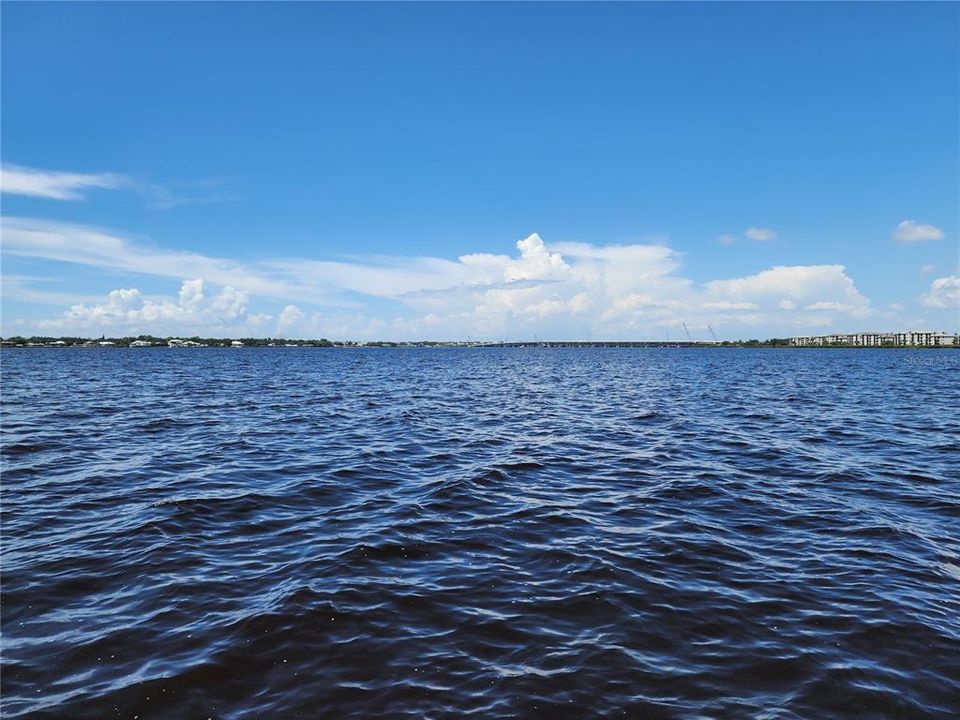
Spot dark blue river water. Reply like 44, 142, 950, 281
2, 348, 958, 718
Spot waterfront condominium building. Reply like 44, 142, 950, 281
790, 331, 958, 347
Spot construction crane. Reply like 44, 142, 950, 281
682, 322, 693, 343
707, 325, 718, 344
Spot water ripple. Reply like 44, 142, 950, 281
2, 347, 958, 718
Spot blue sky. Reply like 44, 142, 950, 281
2, 1, 957, 340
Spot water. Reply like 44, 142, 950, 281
2, 348, 958, 719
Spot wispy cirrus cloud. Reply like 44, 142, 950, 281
0, 163, 128, 201
0, 162, 229, 208
744, 226, 777, 242
717, 227, 777, 245
0, 216, 332, 304
0, 275, 105, 306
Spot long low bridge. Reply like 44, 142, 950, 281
475, 341, 715, 348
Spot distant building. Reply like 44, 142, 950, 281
231, 340, 245, 347
167, 338, 202, 347
894, 330, 957, 347
791, 331, 957, 347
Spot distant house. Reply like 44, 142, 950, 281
231, 340, 245, 347
168, 338, 204, 347
130, 340, 152, 347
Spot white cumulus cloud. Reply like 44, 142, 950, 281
277, 304, 306, 333
893, 220, 944, 243
705, 265, 869, 310
42, 279, 250, 333
921, 275, 959, 309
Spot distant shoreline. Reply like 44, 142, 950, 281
3, 339, 958, 350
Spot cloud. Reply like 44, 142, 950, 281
702, 301, 759, 311
704, 265, 869, 310
1, 216, 337, 304
5, 220, 882, 339
1, 275, 104, 306
744, 227, 777, 242
803, 301, 860, 312
920, 264, 936, 276
1, 163, 127, 200
716, 227, 777, 245
248, 313, 273, 327
921, 275, 959, 309
893, 220, 944, 243
0, 163, 226, 208
209, 285, 249, 321
39, 279, 250, 333
178, 278, 205, 313
277, 304, 305, 333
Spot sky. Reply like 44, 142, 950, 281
1, 1, 957, 341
